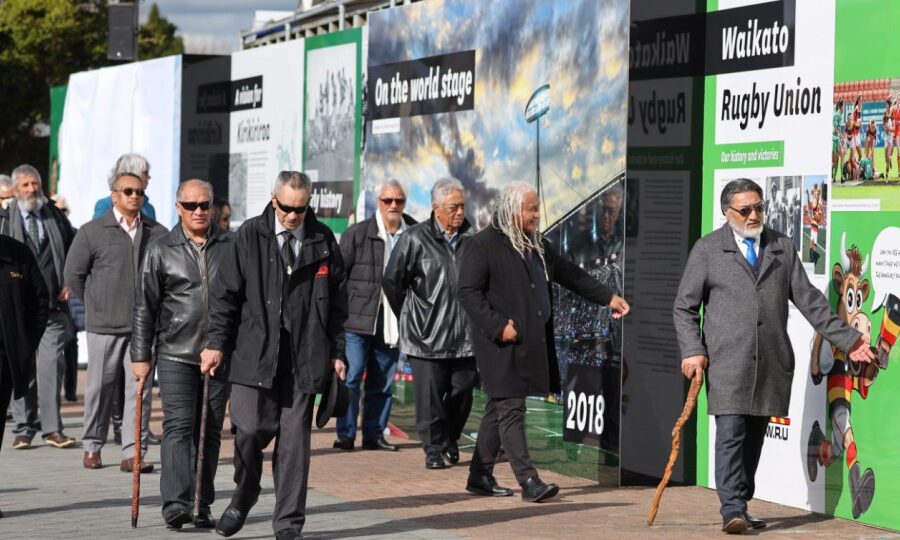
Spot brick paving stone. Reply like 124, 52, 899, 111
0, 372, 895, 539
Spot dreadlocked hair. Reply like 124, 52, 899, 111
491, 182, 548, 279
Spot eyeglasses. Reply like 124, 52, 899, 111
116, 188, 145, 197
441, 203, 465, 213
179, 200, 212, 212
729, 203, 764, 218
380, 197, 406, 206
275, 197, 309, 215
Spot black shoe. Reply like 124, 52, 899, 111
362, 437, 398, 451
148, 430, 162, 445
164, 507, 193, 530
193, 510, 216, 529
275, 528, 302, 540
722, 514, 748, 534
443, 441, 460, 465
520, 476, 559, 502
466, 474, 513, 497
744, 513, 766, 530
215, 505, 246, 537
426, 451, 447, 469
333, 437, 355, 451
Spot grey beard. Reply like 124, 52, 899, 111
17, 194, 47, 213
728, 219, 762, 239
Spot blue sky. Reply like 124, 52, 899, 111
143, 1, 297, 52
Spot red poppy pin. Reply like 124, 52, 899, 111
315, 264, 329, 278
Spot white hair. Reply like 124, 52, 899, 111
377, 178, 405, 197
108, 153, 150, 190
431, 177, 464, 204
272, 170, 311, 194
491, 182, 547, 277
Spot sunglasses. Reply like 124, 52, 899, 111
179, 200, 212, 212
380, 197, 406, 206
729, 202, 764, 218
116, 188, 145, 197
275, 197, 309, 215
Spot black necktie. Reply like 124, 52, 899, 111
280, 231, 295, 272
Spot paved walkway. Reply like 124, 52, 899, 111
1, 378, 896, 539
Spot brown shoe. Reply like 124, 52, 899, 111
83, 451, 102, 469
45, 432, 76, 449
120, 459, 154, 473
11, 435, 32, 450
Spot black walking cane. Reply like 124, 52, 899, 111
193, 373, 211, 517
131, 376, 145, 528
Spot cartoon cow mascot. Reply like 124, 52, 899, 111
807, 233, 900, 518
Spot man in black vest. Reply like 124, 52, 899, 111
203, 171, 348, 539
0, 164, 76, 450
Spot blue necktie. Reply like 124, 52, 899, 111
743, 237, 757, 266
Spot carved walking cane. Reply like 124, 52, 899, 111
194, 374, 211, 517
647, 373, 703, 526
131, 376, 145, 528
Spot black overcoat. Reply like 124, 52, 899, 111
0, 235, 49, 399
207, 205, 348, 392
457, 226, 614, 398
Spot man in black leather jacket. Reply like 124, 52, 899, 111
131, 179, 233, 530
382, 177, 477, 470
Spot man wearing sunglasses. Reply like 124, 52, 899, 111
203, 171, 347, 540
131, 179, 233, 529
65, 171, 167, 473
673, 178, 876, 534
333, 179, 417, 452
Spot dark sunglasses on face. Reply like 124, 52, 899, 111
380, 197, 406, 206
116, 188, 145, 197
275, 198, 309, 215
179, 200, 212, 211
729, 202, 764, 218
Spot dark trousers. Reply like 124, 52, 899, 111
408, 356, 477, 454
0, 353, 13, 457
470, 397, 536, 484
714, 414, 769, 518
156, 359, 229, 518
229, 331, 315, 533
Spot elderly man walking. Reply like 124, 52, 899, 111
0, 164, 77, 450
203, 171, 348, 539
131, 179, 233, 529
673, 178, 875, 534
0, 235, 49, 518
457, 182, 630, 502
382, 177, 477, 470
65, 171, 167, 472
333, 179, 416, 452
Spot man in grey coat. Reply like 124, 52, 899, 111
64, 171, 167, 472
673, 178, 875, 534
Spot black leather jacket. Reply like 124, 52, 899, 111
382, 214, 474, 359
131, 224, 233, 365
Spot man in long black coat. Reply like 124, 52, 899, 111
0, 235, 49, 518
202, 171, 347, 539
457, 182, 630, 502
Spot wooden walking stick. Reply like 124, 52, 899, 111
647, 373, 703, 526
193, 373, 211, 517
131, 376, 145, 528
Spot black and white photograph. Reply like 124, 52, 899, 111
765, 175, 803, 253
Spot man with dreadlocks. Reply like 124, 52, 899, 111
457, 182, 630, 502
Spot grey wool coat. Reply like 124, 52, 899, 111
673, 224, 860, 417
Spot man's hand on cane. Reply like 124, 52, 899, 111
200, 349, 224, 376
681, 355, 708, 379
131, 361, 151, 381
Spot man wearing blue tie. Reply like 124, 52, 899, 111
673, 178, 875, 534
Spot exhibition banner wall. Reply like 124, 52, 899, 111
49, 85, 67, 195
303, 28, 363, 234
228, 40, 305, 224
59, 56, 182, 228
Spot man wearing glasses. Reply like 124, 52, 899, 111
333, 179, 416, 452
673, 178, 875, 534
65, 171, 167, 472
131, 179, 233, 529
382, 177, 478, 470
203, 171, 347, 539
